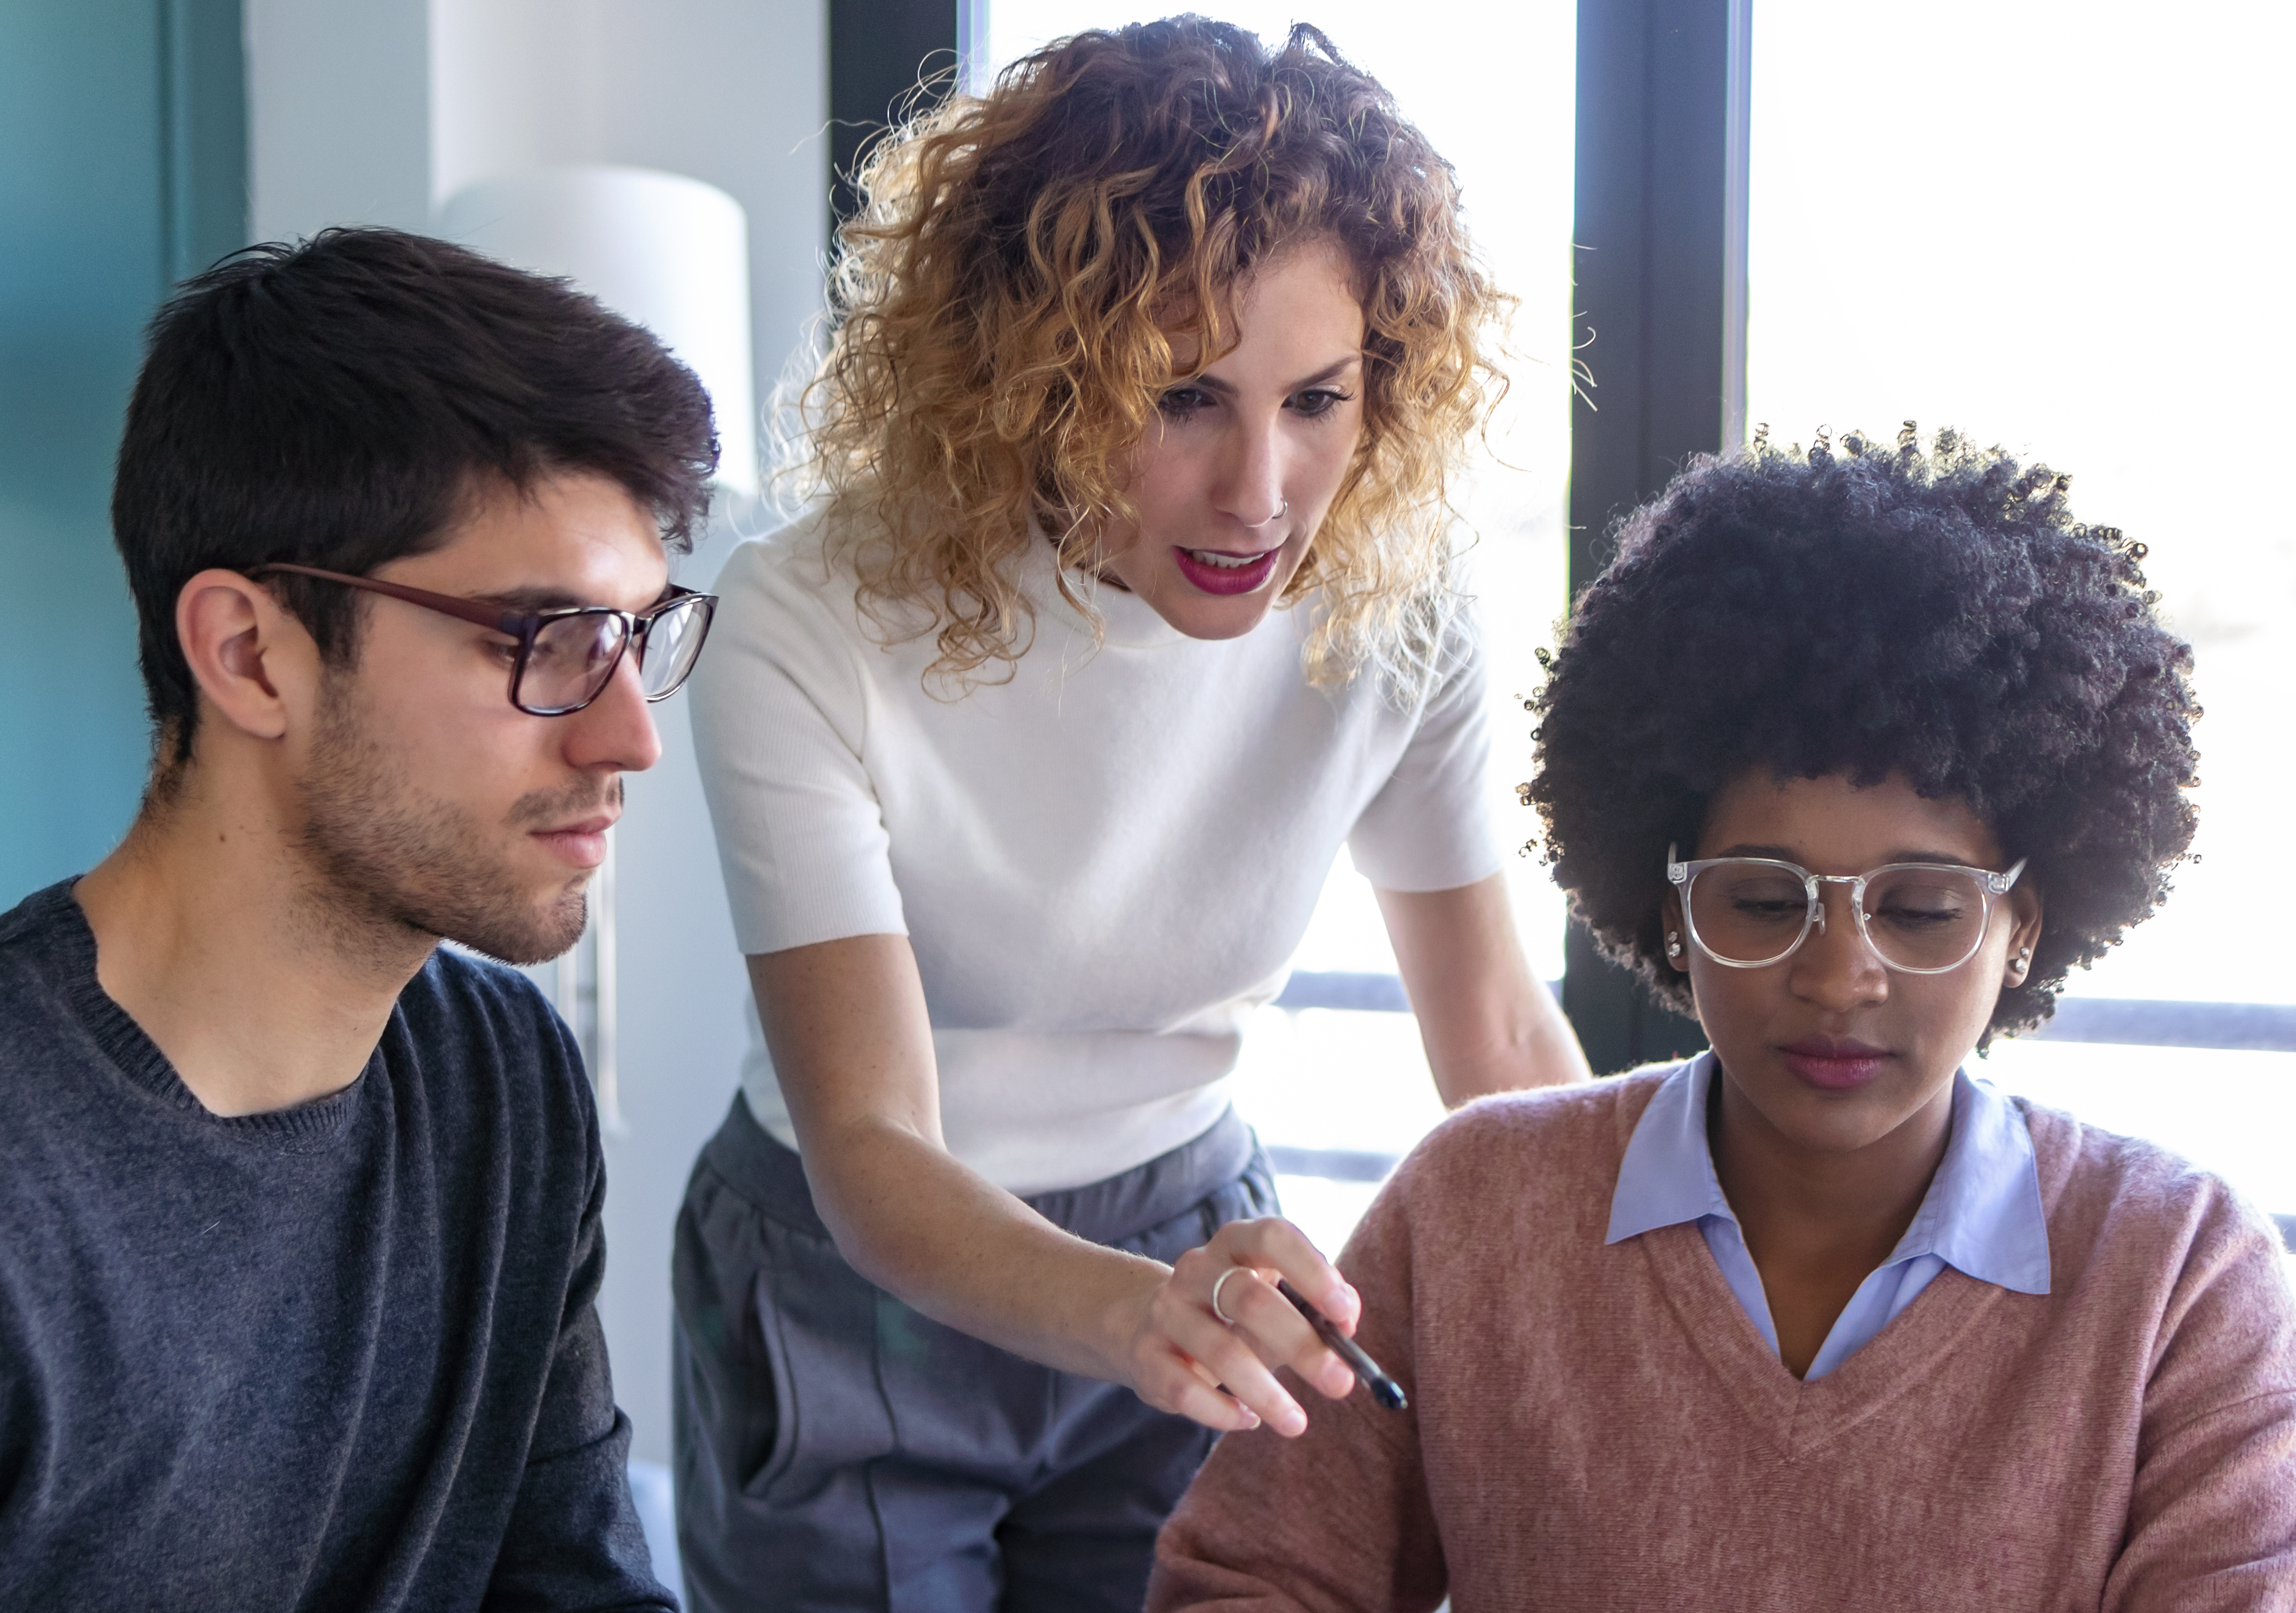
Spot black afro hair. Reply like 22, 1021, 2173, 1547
1525, 424, 2200, 1039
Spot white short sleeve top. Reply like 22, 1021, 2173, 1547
689, 512, 1502, 1193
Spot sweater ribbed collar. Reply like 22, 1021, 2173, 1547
40, 878, 369, 1151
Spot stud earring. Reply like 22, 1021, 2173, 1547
1666, 931, 1683, 959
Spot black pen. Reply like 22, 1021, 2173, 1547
1277, 1278, 1407, 1412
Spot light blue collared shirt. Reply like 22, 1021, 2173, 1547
1605, 1054, 2051, 1379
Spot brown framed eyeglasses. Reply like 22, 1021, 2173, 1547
247, 562, 717, 717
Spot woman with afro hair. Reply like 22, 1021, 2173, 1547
1152, 428, 2296, 1610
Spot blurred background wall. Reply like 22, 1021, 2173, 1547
0, 0, 245, 918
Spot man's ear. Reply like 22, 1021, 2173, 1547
174, 570, 322, 744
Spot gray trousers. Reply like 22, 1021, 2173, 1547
671, 1095, 1275, 1612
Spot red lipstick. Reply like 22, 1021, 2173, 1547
1778, 1036, 1890, 1091
1172, 545, 1282, 596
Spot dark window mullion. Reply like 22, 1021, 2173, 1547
1563, 0, 1749, 1074
827, 0, 962, 246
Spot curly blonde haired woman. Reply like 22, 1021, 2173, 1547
673, 18, 1588, 1609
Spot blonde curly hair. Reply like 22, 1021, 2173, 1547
796, 15, 1511, 690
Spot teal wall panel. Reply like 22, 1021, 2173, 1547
0, 0, 244, 904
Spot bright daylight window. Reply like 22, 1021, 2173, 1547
980, 2, 1580, 1256
1747, 0, 2296, 1235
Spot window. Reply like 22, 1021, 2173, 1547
980, 1, 1580, 1255
1746, 0, 2296, 1232
977, 3, 2296, 1258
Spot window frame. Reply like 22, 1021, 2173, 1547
1559, 0, 1750, 1073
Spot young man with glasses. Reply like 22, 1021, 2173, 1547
0, 228, 716, 1608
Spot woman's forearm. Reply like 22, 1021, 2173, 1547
749, 935, 1361, 1433
799, 1104, 1167, 1380
1378, 875, 1593, 1104
1422, 987, 1589, 1104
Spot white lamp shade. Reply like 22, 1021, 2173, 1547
439, 165, 758, 495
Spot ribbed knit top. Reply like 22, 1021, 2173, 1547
689, 514, 1500, 1193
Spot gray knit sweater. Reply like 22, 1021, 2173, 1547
0, 881, 674, 1611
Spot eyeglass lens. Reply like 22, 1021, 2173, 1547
516, 597, 712, 714
635, 596, 711, 699
1686, 862, 1994, 971
519, 612, 630, 714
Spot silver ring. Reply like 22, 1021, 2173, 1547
1210, 1266, 1250, 1327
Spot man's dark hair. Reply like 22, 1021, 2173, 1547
1525, 425, 2200, 1038
112, 226, 719, 770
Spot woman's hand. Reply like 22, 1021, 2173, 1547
1118, 1216, 1363, 1436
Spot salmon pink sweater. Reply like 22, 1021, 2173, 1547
1151, 1072, 2296, 1611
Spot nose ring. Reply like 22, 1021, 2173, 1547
1261, 499, 1289, 524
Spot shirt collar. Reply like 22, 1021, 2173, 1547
1606, 1053, 2050, 1296
1899, 1068, 2052, 1294
1606, 1055, 1735, 1243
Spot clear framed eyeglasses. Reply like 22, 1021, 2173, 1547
1665, 844, 2027, 974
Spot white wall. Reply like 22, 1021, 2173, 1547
247, 0, 434, 237
247, 0, 827, 1467
426, 0, 830, 433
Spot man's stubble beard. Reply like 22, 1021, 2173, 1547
294, 680, 610, 969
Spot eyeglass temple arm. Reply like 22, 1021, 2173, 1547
247, 562, 526, 636
256, 563, 704, 632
